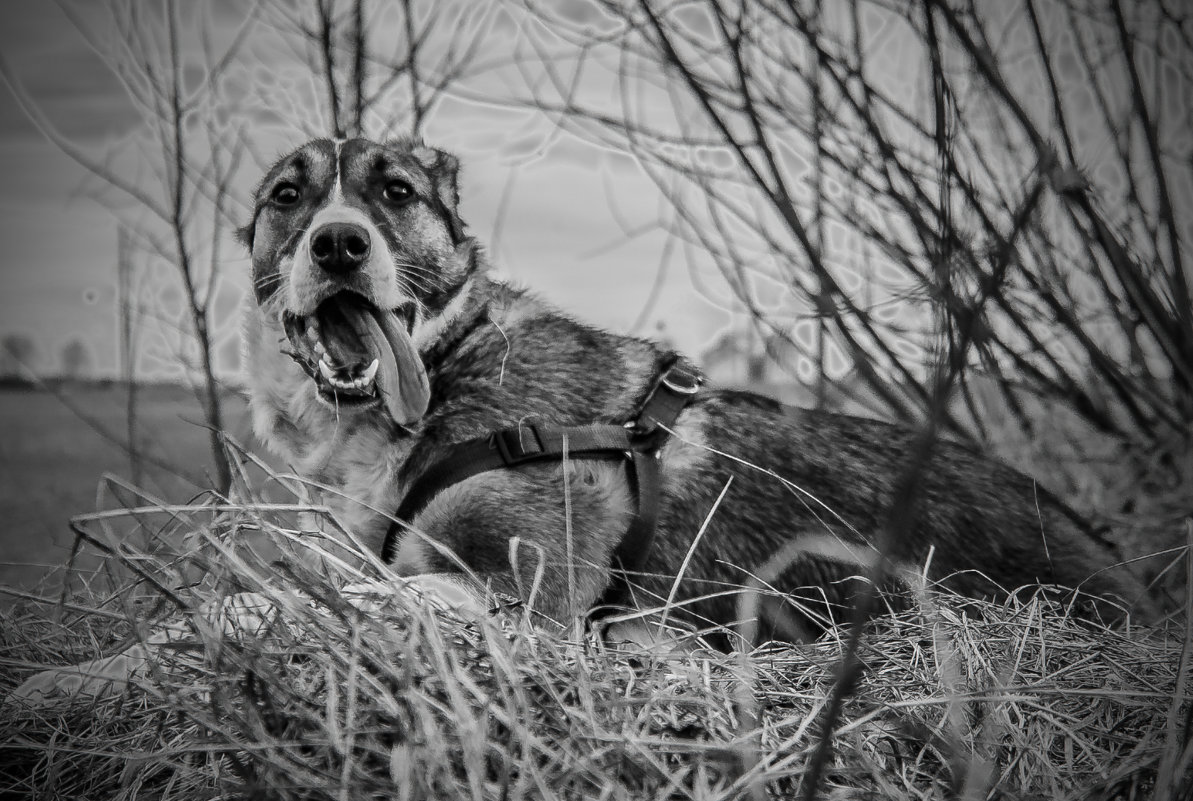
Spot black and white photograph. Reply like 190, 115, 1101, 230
0, 1, 1189, 798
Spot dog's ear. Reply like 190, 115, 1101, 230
236, 220, 255, 250
412, 145, 466, 244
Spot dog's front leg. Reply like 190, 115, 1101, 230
4, 592, 289, 707
393, 459, 633, 624
339, 574, 491, 620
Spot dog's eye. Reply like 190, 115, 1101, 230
271, 184, 301, 206
383, 180, 414, 204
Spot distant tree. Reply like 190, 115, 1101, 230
0, 333, 40, 380
116, 224, 145, 485
60, 339, 93, 379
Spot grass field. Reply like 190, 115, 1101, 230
0, 380, 1188, 799
0, 501, 1185, 800
0, 381, 255, 590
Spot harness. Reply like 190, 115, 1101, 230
380, 359, 703, 603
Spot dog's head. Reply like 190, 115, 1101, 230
241, 137, 473, 425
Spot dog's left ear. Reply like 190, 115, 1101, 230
412, 145, 466, 244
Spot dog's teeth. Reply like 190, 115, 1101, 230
314, 340, 326, 355
320, 350, 333, 364
318, 361, 371, 391
361, 359, 379, 384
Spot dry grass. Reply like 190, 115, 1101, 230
1, 482, 1189, 801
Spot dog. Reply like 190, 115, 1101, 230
237, 136, 1156, 643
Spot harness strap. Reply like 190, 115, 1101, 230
387, 423, 635, 549
603, 360, 702, 594
380, 359, 702, 602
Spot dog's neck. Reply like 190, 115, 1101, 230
413, 273, 500, 364
425, 278, 542, 370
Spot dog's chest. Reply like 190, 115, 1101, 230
319, 430, 404, 544
250, 384, 407, 553
294, 421, 408, 553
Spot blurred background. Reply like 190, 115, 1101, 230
0, 0, 1189, 592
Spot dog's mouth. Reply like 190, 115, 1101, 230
282, 292, 430, 425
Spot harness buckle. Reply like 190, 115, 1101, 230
491, 425, 544, 466
626, 361, 704, 446
661, 365, 702, 396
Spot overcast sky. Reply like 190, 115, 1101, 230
0, 1, 736, 379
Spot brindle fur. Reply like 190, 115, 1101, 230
242, 137, 1153, 641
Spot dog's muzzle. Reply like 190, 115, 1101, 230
310, 222, 371, 275
282, 292, 430, 425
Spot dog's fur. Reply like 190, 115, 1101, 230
241, 137, 1154, 641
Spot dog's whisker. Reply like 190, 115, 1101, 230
395, 263, 440, 280
396, 262, 439, 275
401, 280, 434, 295
398, 278, 433, 300
399, 269, 437, 282
397, 273, 437, 292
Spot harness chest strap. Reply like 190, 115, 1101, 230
380, 360, 703, 597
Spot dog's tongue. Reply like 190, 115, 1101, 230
363, 307, 430, 425
318, 298, 373, 366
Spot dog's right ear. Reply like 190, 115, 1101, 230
412, 145, 466, 244
236, 220, 255, 250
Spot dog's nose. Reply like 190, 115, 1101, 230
310, 222, 371, 274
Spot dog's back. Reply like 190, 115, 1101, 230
647, 392, 1151, 635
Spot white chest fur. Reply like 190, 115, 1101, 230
243, 302, 409, 555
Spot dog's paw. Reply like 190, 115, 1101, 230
396, 573, 489, 619
5, 644, 153, 708
197, 590, 290, 639
602, 619, 698, 658
4, 592, 290, 710
340, 576, 500, 622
